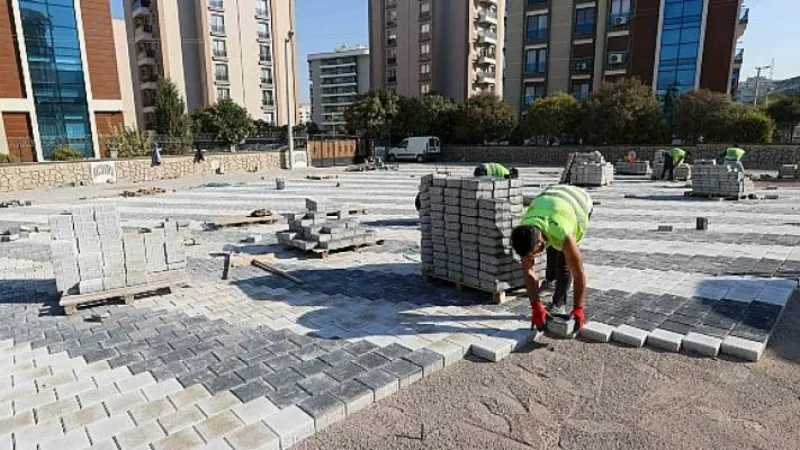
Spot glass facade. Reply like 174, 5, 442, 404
655, 0, 704, 99
19, 0, 93, 158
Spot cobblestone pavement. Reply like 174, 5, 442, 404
0, 164, 798, 449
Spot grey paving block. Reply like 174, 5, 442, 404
646, 328, 684, 352
264, 384, 311, 409
324, 361, 368, 382
291, 344, 328, 362
382, 359, 423, 388
296, 373, 339, 395
682, 332, 722, 357
264, 368, 304, 390
471, 337, 513, 362
318, 348, 355, 366
297, 392, 346, 431
232, 379, 272, 403
294, 358, 331, 377
402, 348, 444, 377
203, 373, 245, 394
353, 352, 391, 371
235, 363, 273, 382
344, 340, 378, 356
265, 353, 303, 372
355, 369, 399, 402
611, 325, 649, 347
375, 343, 412, 361
327, 379, 374, 416
720, 336, 766, 362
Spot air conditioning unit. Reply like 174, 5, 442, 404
575, 61, 588, 71
608, 52, 626, 65
614, 16, 629, 26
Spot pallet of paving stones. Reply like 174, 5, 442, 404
567, 152, 614, 187
614, 160, 651, 176
60, 269, 187, 315
277, 198, 381, 259
421, 270, 538, 304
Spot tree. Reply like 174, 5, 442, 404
765, 94, 800, 139
452, 92, 516, 144
153, 78, 192, 154
522, 92, 580, 144
579, 78, 667, 145
213, 100, 255, 146
343, 90, 401, 140
109, 126, 154, 158
729, 104, 775, 143
190, 105, 218, 138
305, 122, 321, 135
672, 89, 734, 143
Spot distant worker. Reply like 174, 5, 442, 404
660, 147, 686, 181
723, 144, 746, 172
624, 151, 637, 163
511, 185, 592, 332
474, 163, 519, 179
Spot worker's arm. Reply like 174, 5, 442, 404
562, 235, 586, 309
521, 255, 541, 304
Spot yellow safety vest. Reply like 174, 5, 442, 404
521, 185, 592, 251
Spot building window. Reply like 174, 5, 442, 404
523, 84, 546, 107
526, 14, 548, 41
19, 0, 93, 157
215, 63, 228, 82
387, 31, 397, 46
420, 83, 430, 94
420, 2, 430, 13
209, 0, 223, 10
655, 0, 703, 99
420, 43, 430, 55
609, 0, 631, 24
262, 90, 274, 106
256, 0, 268, 17
257, 22, 269, 39
524, 48, 547, 73
211, 14, 225, 34
387, 9, 397, 25
216, 87, 230, 101
571, 82, 591, 101
420, 63, 430, 74
421, 23, 430, 34
213, 39, 226, 58
259, 45, 271, 63
261, 67, 272, 84
387, 48, 397, 65
264, 112, 274, 124
574, 7, 595, 37
387, 68, 397, 83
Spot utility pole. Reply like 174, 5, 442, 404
753, 64, 771, 107
285, 30, 295, 169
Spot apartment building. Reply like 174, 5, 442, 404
307, 46, 370, 133
0, 0, 132, 161
504, 0, 748, 116
124, 0, 299, 130
368, 0, 505, 102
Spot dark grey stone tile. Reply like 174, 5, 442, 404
401, 349, 443, 377
295, 359, 331, 377
204, 373, 244, 394
344, 340, 378, 356
353, 352, 391, 371
264, 353, 302, 372
264, 368, 304, 390
291, 344, 329, 362
382, 359, 422, 382
356, 369, 398, 394
235, 363, 273, 382
297, 373, 339, 395
327, 379, 373, 405
324, 361, 367, 383
264, 384, 310, 409
375, 343, 412, 361
178, 369, 216, 388
83, 348, 119, 363
288, 334, 314, 347
183, 353, 221, 373
159, 348, 194, 365
658, 321, 695, 335
127, 358, 164, 375
107, 352, 144, 369
209, 358, 246, 376
265, 340, 300, 355
232, 379, 273, 403
297, 392, 345, 421
318, 349, 355, 366
151, 361, 190, 382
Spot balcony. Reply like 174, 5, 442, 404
574, 23, 594, 38
524, 62, 547, 75
210, 25, 226, 36
320, 70, 356, 78
739, 7, 749, 24
261, 99, 275, 108
419, 51, 431, 61
215, 75, 230, 85
420, 31, 431, 42
208, 0, 223, 11
420, 9, 431, 20
526, 28, 548, 43
140, 75, 158, 90
476, 71, 496, 84
387, 56, 397, 65
255, 7, 268, 18
477, 31, 497, 45
142, 96, 156, 112
320, 60, 356, 69
477, 52, 496, 65
478, 0, 497, 5
387, 37, 397, 47
734, 48, 744, 64
321, 78, 357, 87
260, 78, 273, 87
478, 9, 498, 25
212, 50, 227, 60
257, 31, 271, 42
134, 25, 153, 42
420, 72, 431, 82
387, 0, 397, 7
131, 0, 150, 19
608, 12, 632, 27
572, 57, 592, 73
137, 49, 156, 66
387, 17, 397, 27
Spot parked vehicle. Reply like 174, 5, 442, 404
380, 136, 440, 163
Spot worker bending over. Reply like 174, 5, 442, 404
660, 147, 686, 181
511, 185, 592, 331
474, 163, 519, 179
723, 144, 745, 172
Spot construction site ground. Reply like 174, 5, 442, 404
0, 163, 798, 450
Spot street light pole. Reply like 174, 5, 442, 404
753, 64, 771, 107
285, 30, 295, 169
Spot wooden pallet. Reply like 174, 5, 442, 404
421, 273, 524, 304
210, 215, 281, 229
60, 270, 187, 315
285, 239, 385, 259
684, 190, 755, 201
325, 208, 369, 217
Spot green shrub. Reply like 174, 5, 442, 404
110, 126, 154, 158
731, 107, 775, 144
0, 154, 15, 164
49, 146, 84, 161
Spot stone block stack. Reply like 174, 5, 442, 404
692, 163, 754, 198
49, 205, 186, 295
419, 175, 545, 296
779, 164, 798, 179
652, 150, 691, 181
614, 161, 651, 175
674, 163, 692, 181
277, 198, 378, 252
570, 152, 614, 186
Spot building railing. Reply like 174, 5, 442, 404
734, 48, 744, 63
260, 77, 273, 85
211, 25, 225, 35
255, 7, 268, 17
739, 7, 749, 24
209, 0, 223, 10
524, 62, 547, 74
526, 28, 548, 42
213, 50, 227, 58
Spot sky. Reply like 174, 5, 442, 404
110, 0, 797, 102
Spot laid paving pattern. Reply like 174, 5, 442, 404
0, 165, 798, 448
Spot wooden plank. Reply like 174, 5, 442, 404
251, 260, 305, 284
210, 215, 280, 228
60, 270, 187, 311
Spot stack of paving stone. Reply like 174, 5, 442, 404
692, 162, 755, 198
277, 198, 378, 252
419, 175, 545, 296
614, 160, 651, 175
652, 149, 691, 181
570, 152, 614, 186
778, 164, 798, 179
49, 205, 186, 295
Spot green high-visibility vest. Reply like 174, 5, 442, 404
520, 185, 592, 251
725, 147, 745, 161
668, 148, 686, 164
482, 163, 510, 178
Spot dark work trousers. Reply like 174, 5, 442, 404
660, 153, 675, 180
546, 246, 571, 307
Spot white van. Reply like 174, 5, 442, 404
384, 136, 440, 163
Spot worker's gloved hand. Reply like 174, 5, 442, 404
531, 301, 548, 331
570, 307, 586, 329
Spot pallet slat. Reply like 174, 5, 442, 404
60, 270, 187, 315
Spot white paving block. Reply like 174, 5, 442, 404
646, 329, 684, 352
424, 340, 466, 367
611, 325, 649, 347
470, 337, 513, 362
720, 336, 766, 362
682, 332, 722, 357
578, 321, 615, 342
231, 396, 279, 425
263, 405, 315, 450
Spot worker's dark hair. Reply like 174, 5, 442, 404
508, 168, 519, 179
474, 165, 487, 177
511, 225, 542, 257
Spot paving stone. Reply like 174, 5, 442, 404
12, 417, 62, 449
343, 340, 378, 356
264, 384, 311, 409
297, 373, 340, 395
720, 335, 766, 362
225, 421, 280, 450
34, 396, 81, 423
114, 420, 167, 449
327, 379, 374, 416
382, 359, 423, 389
297, 392, 346, 432
317, 349, 355, 367
158, 405, 206, 435
87, 412, 136, 443
104, 391, 149, 416
682, 332, 722, 357
611, 325, 649, 347
356, 369, 399, 402
264, 368, 304, 390
264, 354, 302, 372
129, 397, 176, 424
232, 379, 272, 403
142, 378, 183, 401
424, 340, 466, 366
196, 391, 242, 417
402, 348, 445, 377
204, 373, 245, 394
39, 427, 90, 450
195, 410, 244, 442
263, 405, 315, 449
375, 343, 413, 361
353, 352, 391, 371
231, 396, 279, 424
324, 361, 367, 382
470, 337, 513, 362
151, 427, 205, 450
62, 403, 108, 431
646, 328, 684, 352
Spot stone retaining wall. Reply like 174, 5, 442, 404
0, 151, 286, 192
441, 144, 800, 170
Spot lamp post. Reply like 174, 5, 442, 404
285, 30, 295, 169
753, 64, 771, 107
